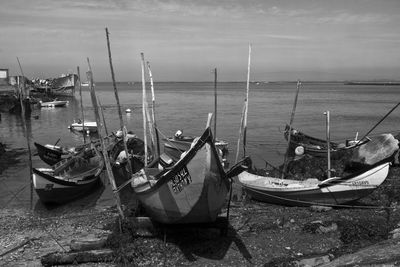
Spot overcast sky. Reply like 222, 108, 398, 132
1, 0, 400, 82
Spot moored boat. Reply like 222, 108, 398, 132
34, 142, 70, 166
131, 127, 248, 224
68, 120, 98, 133
33, 74, 78, 96
284, 124, 370, 157
164, 130, 229, 166
33, 147, 104, 204
39, 100, 69, 108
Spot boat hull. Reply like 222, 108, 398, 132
164, 136, 229, 166
69, 122, 98, 133
33, 169, 100, 204
239, 161, 390, 207
133, 128, 230, 224
39, 100, 68, 108
284, 125, 368, 158
34, 142, 66, 165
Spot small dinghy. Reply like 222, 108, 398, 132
131, 127, 248, 224
39, 100, 68, 108
68, 120, 98, 133
33, 147, 104, 204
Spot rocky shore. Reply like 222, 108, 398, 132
1, 144, 400, 266
1, 169, 400, 267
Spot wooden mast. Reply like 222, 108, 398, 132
86, 58, 124, 219
235, 44, 252, 163
214, 68, 217, 142
76, 66, 86, 143
16, 57, 34, 210
281, 80, 301, 179
324, 110, 331, 178
140, 53, 148, 167
105, 28, 133, 174
146, 61, 160, 158
97, 98, 108, 136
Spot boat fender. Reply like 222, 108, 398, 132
295, 146, 304, 156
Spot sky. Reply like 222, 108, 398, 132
1, 0, 400, 82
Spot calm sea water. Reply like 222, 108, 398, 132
1, 82, 400, 211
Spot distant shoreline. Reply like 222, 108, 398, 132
344, 81, 400, 86
90, 81, 400, 85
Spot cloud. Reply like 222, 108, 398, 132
316, 11, 390, 25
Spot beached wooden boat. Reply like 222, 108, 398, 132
39, 100, 69, 108
131, 127, 248, 224
33, 147, 104, 204
34, 142, 70, 166
34, 141, 93, 166
284, 124, 369, 157
164, 131, 229, 165
68, 120, 98, 133
239, 134, 398, 207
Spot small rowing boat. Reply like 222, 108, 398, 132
33, 147, 103, 204
68, 120, 98, 133
39, 100, 69, 108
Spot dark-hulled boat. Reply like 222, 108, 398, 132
284, 124, 369, 157
164, 131, 229, 166
33, 147, 104, 204
34, 142, 69, 166
131, 127, 247, 224
33, 74, 78, 96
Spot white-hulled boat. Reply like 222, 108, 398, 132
68, 120, 98, 133
39, 100, 69, 108
239, 134, 398, 207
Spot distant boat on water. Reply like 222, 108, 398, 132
39, 100, 69, 108
80, 81, 94, 87
68, 120, 98, 133
33, 73, 78, 96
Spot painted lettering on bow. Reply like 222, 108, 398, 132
170, 166, 192, 193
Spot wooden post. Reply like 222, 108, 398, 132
86, 58, 124, 219
144, 102, 155, 154
214, 68, 217, 142
324, 111, 331, 178
146, 61, 160, 158
235, 104, 246, 164
97, 98, 108, 136
281, 80, 301, 179
16, 57, 34, 210
105, 28, 133, 174
140, 53, 148, 167
77, 66, 86, 144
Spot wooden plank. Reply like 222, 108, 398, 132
41, 249, 114, 267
